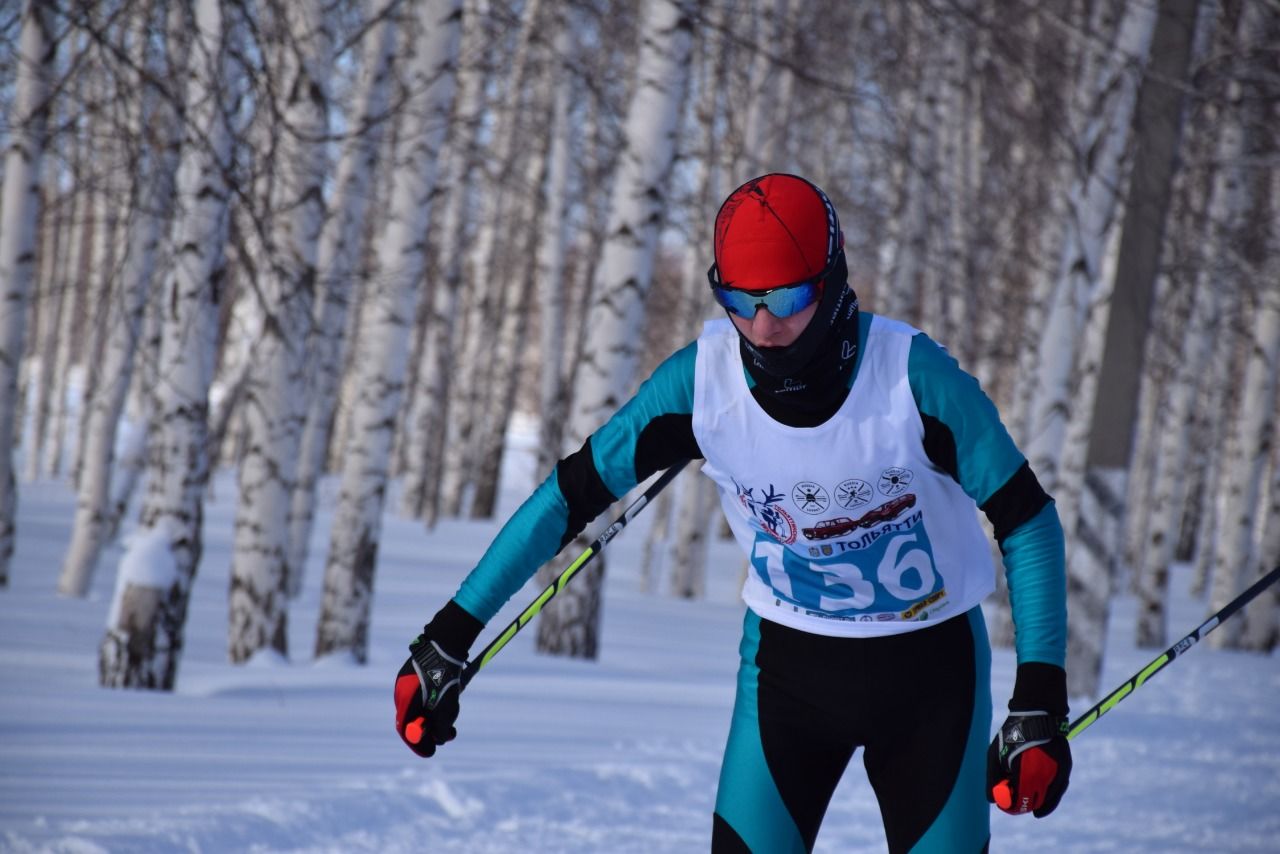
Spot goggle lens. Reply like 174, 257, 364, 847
710, 280, 822, 319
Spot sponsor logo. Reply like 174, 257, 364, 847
900, 588, 948, 620
835, 478, 873, 509
734, 479, 798, 544
791, 481, 830, 514
879, 467, 914, 496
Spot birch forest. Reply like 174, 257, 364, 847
1, 0, 1277, 696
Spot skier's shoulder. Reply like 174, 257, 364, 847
637, 339, 698, 409
894, 322, 976, 397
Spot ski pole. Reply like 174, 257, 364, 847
992, 564, 1280, 810
459, 458, 692, 689
1065, 563, 1280, 741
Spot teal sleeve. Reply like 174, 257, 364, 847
453, 342, 698, 623
907, 330, 1066, 667
454, 471, 570, 622
588, 341, 697, 498
1001, 504, 1067, 667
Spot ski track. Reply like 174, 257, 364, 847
2, 449, 1279, 852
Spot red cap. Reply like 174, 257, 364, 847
713, 174, 842, 290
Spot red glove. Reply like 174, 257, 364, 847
394, 601, 482, 758
986, 663, 1072, 817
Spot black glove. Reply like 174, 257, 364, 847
393, 601, 483, 758
987, 662, 1072, 817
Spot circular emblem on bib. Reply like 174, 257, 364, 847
791, 481, 830, 514
835, 478, 873, 509
878, 467, 914, 496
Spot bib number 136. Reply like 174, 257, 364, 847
753, 533, 937, 613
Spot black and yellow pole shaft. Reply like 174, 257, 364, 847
1066, 563, 1280, 741
460, 459, 692, 689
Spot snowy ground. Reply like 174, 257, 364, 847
2, 435, 1278, 853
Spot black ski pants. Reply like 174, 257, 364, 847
711, 607, 992, 853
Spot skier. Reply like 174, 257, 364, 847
394, 173, 1071, 852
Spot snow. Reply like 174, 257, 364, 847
104, 523, 180, 628
2, 436, 1278, 853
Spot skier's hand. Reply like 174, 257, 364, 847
986, 663, 1072, 817
393, 601, 483, 758
395, 640, 464, 756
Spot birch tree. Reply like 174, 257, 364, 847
1015, 2, 1158, 698
313, 0, 462, 663
59, 1, 184, 598
1241, 411, 1280, 651
1024, 2, 1157, 495
738, 0, 791, 176
1207, 6, 1280, 646
395, 0, 492, 526
288, 0, 399, 591
23, 156, 67, 485
227, 0, 333, 664
438, 0, 543, 517
0, 0, 55, 588
531, 12, 575, 484
535, 0, 696, 658
1213, 245, 1279, 649
658, 7, 730, 600
99, 0, 237, 689
879, 5, 941, 327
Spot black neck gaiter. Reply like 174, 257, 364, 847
737, 271, 861, 428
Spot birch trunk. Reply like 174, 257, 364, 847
533, 16, 574, 481
395, 0, 489, 526
1136, 133, 1239, 645
105, 264, 168, 545
43, 62, 93, 481
1055, 221, 1123, 551
438, 0, 543, 517
1239, 142, 1280, 652
1120, 273, 1174, 586
881, 54, 934, 325
469, 136, 547, 519
23, 183, 63, 483
0, 0, 55, 587
1133, 276, 1213, 647
58, 6, 181, 598
740, 0, 791, 175
535, 0, 694, 658
659, 11, 728, 600
669, 473, 719, 599
227, 0, 331, 663
1028, 5, 1159, 699
1207, 149, 1279, 649
1241, 413, 1280, 651
74, 69, 129, 491
1024, 3, 1157, 495
99, 0, 235, 690
288, 0, 398, 591
313, 0, 461, 663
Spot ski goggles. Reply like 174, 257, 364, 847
707, 264, 824, 319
